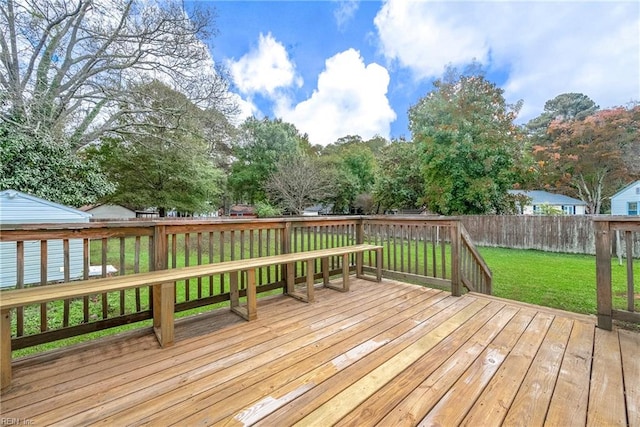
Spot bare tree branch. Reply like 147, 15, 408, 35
1, 0, 236, 149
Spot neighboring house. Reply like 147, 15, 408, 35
610, 180, 640, 215
80, 203, 136, 220
229, 205, 257, 217
0, 190, 91, 288
302, 204, 332, 216
508, 190, 587, 215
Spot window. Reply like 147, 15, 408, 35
629, 202, 638, 215
636, 186, 640, 195
562, 205, 576, 215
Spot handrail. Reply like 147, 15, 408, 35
460, 224, 492, 294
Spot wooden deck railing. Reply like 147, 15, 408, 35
594, 217, 640, 330
0, 216, 491, 351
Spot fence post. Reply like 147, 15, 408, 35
152, 223, 174, 346
451, 221, 461, 297
595, 220, 612, 330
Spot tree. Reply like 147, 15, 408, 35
532, 106, 640, 213
526, 93, 599, 136
409, 65, 526, 215
228, 117, 306, 204
319, 137, 379, 214
87, 82, 225, 216
0, 120, 114, 206
1, 0, 235, 150
373, 140, 424, 212
265, 155, 332, 215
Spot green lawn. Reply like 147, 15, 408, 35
478, 246, 639, 315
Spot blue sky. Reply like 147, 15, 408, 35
196, 0, 639, 146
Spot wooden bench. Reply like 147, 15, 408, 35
0, 244, 382, 389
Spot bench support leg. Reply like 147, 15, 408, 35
342, 253, 350, 291
246, 269, 257, 321
230, 270, 257, 321
1, 308, 11, 390
306, 259, 315, 303
376, 248, 382, 282
286, 262, 295, 295
356, 251, 363, 279
153, 283, 174, 347
322, 257, 329, 285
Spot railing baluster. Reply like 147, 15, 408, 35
626, 230, 634, 312
16, 241, 24, 337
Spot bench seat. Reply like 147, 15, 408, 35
0, 244, 382, 389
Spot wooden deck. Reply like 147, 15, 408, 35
1, 279, 638, 426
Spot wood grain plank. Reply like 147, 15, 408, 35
587, 327, 627, 426
460, 312, 555, 426
336, 303, 518, 427
544, 321, 594, 427
163, 290, 448, 427
503, 316, 574, 426
619, 329, 640, 427
252, 295, 480, 427
417, 311, 552, 427
290, 299, 490, 427
14, 284, 407, 424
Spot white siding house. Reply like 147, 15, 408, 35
81, 203, 136, 220
508, 190, 587, 215
611, 180, 640, 215
0, 190, 91, 288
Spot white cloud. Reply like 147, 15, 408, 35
277, 49, 396, 146
227, 32, 303, 96
334, 0, 360, 31
374, 0, 640, 122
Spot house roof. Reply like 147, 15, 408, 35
508, 190, 586, 206
610, 180, 640, 199
0, 189, 92, 219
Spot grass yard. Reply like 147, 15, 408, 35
478, 246, 640, 315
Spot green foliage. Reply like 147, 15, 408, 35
87, 82, 225, 215
320, 137, 380, 213
373, 140, 424, 211
254, 201, 282, 218
526, 93, 599, 136
409, 65, 526, 215
228, 117, 306, 203
536, 203, 564, 215
0, 121, 114, 206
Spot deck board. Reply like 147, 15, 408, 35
0, 278, 638, 427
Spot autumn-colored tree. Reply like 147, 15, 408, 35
533, 106, 640, 213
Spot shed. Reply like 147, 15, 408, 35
610, 180, 640, 215
81, 203, 136, 220
0, 190, 91, 288
508, 190, 587, 215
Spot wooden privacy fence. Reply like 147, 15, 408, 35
0, 216, 490, 352
594, 217, 640, 330
461, 215, 640, 256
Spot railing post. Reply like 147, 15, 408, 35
356, 219, 364, 244
595, 220, 612, 330
451, 221, 461, 297
282, 221, 292, 294
152, 224, 174, 346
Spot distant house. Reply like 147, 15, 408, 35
611, 180, 640, 215
229, 205, 257, 217
302, 204, 332, 216
508, 190, 587, 215
0, 190, 91, 288
80, 203, 136, 220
